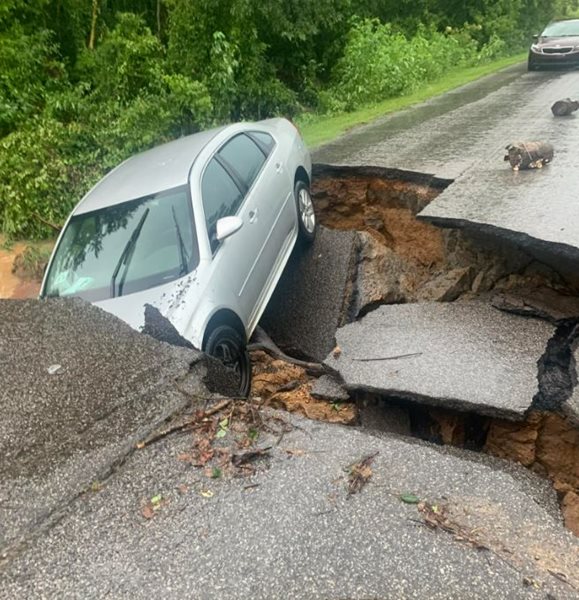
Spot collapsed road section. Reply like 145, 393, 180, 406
256, 164, 579, 536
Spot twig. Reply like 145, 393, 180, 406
352, 352, 422, 362
139, 399, 232, 447
33, 213, 62, 233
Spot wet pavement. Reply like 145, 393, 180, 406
315, 65, 579, 265
2, 411, 578, 599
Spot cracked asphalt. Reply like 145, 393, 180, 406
2, 63, 579, 598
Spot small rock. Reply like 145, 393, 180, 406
47, 364, 62, 375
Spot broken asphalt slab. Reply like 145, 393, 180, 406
0, 298, 237, 557
260, 226, 357, 362
2, 412, 578, 599
324, 302, 554, 419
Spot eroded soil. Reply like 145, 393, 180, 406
262, 168, 579, 537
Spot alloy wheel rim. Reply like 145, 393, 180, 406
298, 189, 316, 233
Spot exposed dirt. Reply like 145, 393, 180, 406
262, 169, 579, 537
250, 351, 357, 425
486, 412, 579, 535
0, 240, 49, 300
312, 172, 575, 315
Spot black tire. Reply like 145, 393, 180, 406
528, 56, 539, 71
205, 325, 251, 397
294, 179, 317, 244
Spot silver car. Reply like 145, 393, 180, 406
41, 118, 316, 394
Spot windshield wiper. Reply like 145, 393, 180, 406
172, 206, 189, 276
110, 208, 150, 298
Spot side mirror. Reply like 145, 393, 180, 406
532, 34, 539, 41
216, 216, 243, 242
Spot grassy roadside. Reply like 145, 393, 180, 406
298, 53, 526, 148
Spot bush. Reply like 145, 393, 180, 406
0, 26, 63, 136
328, 19, 480, 111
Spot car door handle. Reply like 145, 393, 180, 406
275, 162, 283, 173
248, 208, 259, 223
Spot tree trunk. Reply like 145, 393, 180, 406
88, 0, 99, 50
157, 0, 162, 37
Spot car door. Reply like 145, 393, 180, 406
200, 152, 264, 324
217, 132, 292, 305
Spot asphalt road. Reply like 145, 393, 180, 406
315, 65, 579, 267
3, 65, 579, 599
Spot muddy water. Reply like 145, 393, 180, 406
0, 243, 42, 300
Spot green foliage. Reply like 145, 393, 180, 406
328, 19, 479, 111
0, 26, 63, 136
0, 0, 577, 238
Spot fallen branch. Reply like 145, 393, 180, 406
248, 327, 327, 374
33, 212, 62, 233
138, 399, 232, 448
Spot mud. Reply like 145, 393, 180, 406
0, 240, 49, 300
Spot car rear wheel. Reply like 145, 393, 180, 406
205, 325, 251, 397
295, 180, 317, 244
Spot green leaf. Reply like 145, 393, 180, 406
211, 467, 222, 479
151, 494, 162, 505
219, 418, 229, 429
248, 428, 259, 441
215, 428, 227, 439
400, 493, 420, 504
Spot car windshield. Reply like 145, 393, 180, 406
542, 20, 579, 37
44, 186, 199, 302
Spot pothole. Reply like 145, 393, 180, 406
258, 165, 579, 538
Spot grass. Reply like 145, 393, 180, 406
298, 53, 527, 148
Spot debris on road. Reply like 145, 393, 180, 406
504, 141, 554, 170
251, 350, 357, 424
347, 451, 378, 495
551, 98, 579, 117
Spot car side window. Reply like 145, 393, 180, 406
248, 131, 275, 155
201, 158, 243, 252
218, 134, 266, 190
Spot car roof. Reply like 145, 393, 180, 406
75, 124, 229, 215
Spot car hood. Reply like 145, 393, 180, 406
536, 35, 579, 48
94, 271, 200, 345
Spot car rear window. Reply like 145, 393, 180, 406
218, 134, 266, 190
249, 131, 275, 155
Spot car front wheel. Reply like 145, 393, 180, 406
295, 180, 317, 244
205, 325, 251, 397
